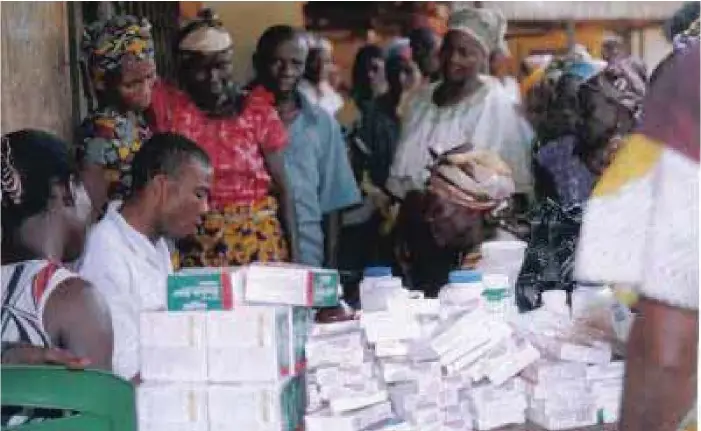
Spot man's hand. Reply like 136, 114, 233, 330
2, 344, 91, 369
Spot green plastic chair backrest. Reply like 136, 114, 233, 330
1, 365, 136, 431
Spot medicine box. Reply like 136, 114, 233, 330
167, 267, 244, 311
245, 264, 340, 307
208, 377, 303, 431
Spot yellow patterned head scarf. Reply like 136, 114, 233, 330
82, 15, 155, 88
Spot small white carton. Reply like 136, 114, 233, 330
140, 312, 207, 382
305, 401, 394, 431
208, 377, 302, 431
244, 264, 340, 307
138, 383, 208, 429
206, 307, 293, 382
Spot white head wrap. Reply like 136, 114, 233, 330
447, 7, 508, 55
179, 26, 233, 53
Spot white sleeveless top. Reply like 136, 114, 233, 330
1, 260, 78, 348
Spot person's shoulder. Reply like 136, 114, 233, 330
81, 214, 130, 268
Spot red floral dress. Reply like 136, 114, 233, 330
149, 80, 290, 267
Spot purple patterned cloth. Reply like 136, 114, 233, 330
535, 135, 595, 207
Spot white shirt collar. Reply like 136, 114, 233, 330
103, 205, 170, 271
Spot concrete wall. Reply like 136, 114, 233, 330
1, 1, 74, 140
206, 1, 304, 84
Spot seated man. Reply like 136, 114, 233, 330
79, 132, 212, 381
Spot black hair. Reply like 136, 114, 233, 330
665, 2, 700, 41
408, 27, 438, 51
351, 44, 384, 108
1, 129, 75, 241
254, 25, 301, 70
130, 133, 210, 194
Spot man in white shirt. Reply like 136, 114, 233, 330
79, 132, 212, 381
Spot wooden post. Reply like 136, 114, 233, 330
566, 19, 576, 53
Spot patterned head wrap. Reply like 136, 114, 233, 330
82, 15, 155, 88
673, 18, 700, 53
447, 7, 508, 55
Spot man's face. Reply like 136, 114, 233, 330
159, 159, 212, 239
179, 48, 236, 112
261, 38, 307, 95
440, 31, 485, 84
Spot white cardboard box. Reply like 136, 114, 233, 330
305, 401, 394, 431
244, 264, 340, 307
139, 313, 208, 382
138, 383, 208, 426
206, 307, 293, 382
208, 378, 301, 431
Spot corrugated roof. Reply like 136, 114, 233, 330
458, 1, 686, 21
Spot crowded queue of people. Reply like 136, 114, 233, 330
1, 4, 699, 430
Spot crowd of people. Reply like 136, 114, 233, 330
1, 3, 699, 429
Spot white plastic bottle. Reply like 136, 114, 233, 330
359, 267, 403, 312
482, 274, 511, 319
439, 270, 483, 307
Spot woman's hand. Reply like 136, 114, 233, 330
2, 344, 91, 369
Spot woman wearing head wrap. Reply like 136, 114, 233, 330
149, 9, 300, 267
387, 7, 534, 294
1, 130, 113, 401
78, 15, 156, 219
516, 58, 646, 311
297, 34, 344, 117
388, 7, 533, 201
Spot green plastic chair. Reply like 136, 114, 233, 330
1, 365, 136, 431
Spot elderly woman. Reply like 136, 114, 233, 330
387, 8, 533, 295
516, 57, 646, 311
78, 15, 157, 219
148, 9, 299, 266
387, 7, 533, 201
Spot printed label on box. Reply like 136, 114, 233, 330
167, 271, 235, 311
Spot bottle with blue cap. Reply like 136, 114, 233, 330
359, 266, 403, 312
439, 270, 484, 310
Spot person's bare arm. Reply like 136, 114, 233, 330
263, 150, 301, 263
80, 163, 109, 221
42, 278, 113, 372
323, 212, 340, 268
620, 297, 698, 431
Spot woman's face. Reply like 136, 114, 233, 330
367, 57, 387, 96
440, 30, 485, 84
179, 49, 236, 112
388, 57, 421, 94
305, 47, 333, 84
116, 56, 157, 111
